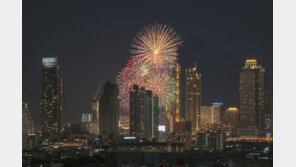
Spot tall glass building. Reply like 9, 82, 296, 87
99, 81, 119, 139
238, 58, 268, 137
129, 85, 159, 139
185, 63, 201, 134
40, 57, 62, 136
166, 60, 181, 133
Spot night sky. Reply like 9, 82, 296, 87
23, 0, 273, 128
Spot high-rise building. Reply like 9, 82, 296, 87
211, 102, 222, 124
99, 81, 119, 139
22, 102, 34, 134
185, 63, 201, 133
175, 61, 181, 122
40, 57, 62, 136
224, 107, 239, 137
166, 60, 181, 132
130, 85, 159, 139
200, 105, 211, 130
238, 58, 268, 137
200, 103, 222, 130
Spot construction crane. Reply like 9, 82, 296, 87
90, 84, 102, 134
93, 84, 102, 101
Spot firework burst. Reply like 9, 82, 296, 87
116, 59, 143, 109
146, 73, 176, 107
117, 23, 181, 110
131, 23, 182, 72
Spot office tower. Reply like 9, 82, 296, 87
175, 61, 181, 122
91, 84, 101, 134
200, 103, 222, 130
129, 85, 159, 138
40, 57, 62, 136
224, 107, 239, 137
129, 85, 139, 136
238, 58, 268, 137
200, 105, 212, 130
166, 60, 181, 132
99, 81, 119, 139
211, 102, 222, 124
147, 90, 159, 138
22, 102, 34, 134
185, 63, 201, 133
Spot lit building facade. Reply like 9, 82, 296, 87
224, 107, 239, 137
212, 102, 222, 124
22, 102, 34, 134
129, 85, 159, 139
166, 60, 181, 132
196, 131, 226, 151
81, 113, 92, 133
185, 63, 201, 133
119, 115, 129, 130
238, 58, 268, 137
82, 113, 92, 123
40, 57, 62, 136
99, 81, 119, 139
200, 103, 221, 130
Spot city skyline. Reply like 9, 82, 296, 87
23, 0, 273, 127
20, 1, 274, 166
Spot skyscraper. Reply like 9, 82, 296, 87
211, 102, 222, 124
129, 85, 159, 139
224, 107, 239, 137
40, 57, 62, 136
185, 63, 201, 133
175, 61, 181, 122
22, 102, 34, 134
238, 58, 268, 137
99, 81, 119, 139
166, 60, 181, 132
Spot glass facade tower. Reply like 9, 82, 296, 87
40, 57, 62, 136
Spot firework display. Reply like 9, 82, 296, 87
131, 24, 182, 72
116, 23, 181, 110
146, 73, 177, 107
